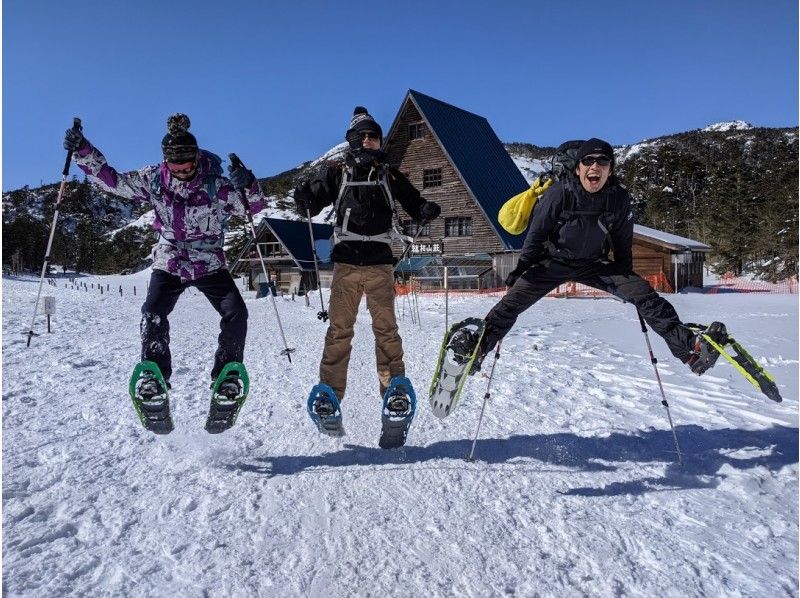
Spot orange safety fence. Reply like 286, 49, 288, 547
705, 274, 797, 294
396, 272, 796, 297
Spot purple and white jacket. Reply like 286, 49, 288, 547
73, 142, 265, 282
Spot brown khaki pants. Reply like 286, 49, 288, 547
319, 263, 405, 401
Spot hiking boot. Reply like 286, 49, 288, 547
313, 396, 337, 417
138, 376, 165, 399
217, 378, 242, 400
686, 322, 728, 375
449, 328, 480, 364
469, 332, 500, 375
386, 394, 411, 415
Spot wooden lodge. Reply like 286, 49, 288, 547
230, 218, 334, 295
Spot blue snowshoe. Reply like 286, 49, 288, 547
379, 376, 417, 449
307, 383, 344, 437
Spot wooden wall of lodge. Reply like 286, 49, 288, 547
632, 240, 674, 282
631, 239, 704, 288
385, 101, 507, 257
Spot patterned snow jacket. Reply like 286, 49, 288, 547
73, 142, 265, 281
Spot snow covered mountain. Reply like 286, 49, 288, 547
3, 123, 797, 280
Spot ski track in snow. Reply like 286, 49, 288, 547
3, 272, 798, 597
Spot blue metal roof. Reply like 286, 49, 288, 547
404, 90, 530, 250
262, 218, 334, 270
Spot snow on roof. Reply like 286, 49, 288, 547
634, 224, 711, 251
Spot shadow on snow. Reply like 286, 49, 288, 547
228, 424, 798, 497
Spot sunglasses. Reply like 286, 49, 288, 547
360, 131, 380, 140
166, 161, 196, 175
580, 156, 612, 167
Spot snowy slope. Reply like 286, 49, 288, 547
2, 273, 797, 596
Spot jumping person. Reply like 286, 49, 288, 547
470, 138, 727, 375
64, 114, 266, 433
293, 106, 441, 446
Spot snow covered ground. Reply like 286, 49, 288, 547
3, 271, 797, 596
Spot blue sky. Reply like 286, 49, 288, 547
3, 0, 797, 191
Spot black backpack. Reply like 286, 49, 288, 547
550, 139, 584, 180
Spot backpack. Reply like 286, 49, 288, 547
498, 140, 584, 235
328, 162, 412, 248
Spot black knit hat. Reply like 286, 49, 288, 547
575, 138, 614, 169
161, 113, 198, 163
345, 106, 382, 145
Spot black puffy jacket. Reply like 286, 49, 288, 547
294, 155, 429, 266
518, 176, 635, 271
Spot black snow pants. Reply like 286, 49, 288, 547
485, 260, 695, 362
140, 269, 248, 382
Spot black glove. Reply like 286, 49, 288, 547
228, 164, 255, 191
419, 201, 441, 222
505, 261, 532, 287
293, 184, 314, 216
63, 128, 86, 152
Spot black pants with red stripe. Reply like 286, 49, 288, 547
484, 260, 694, 362
140, 269, 248, 382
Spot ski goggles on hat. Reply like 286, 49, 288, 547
166, 160, 196, 175
579, 155, 612, 167
360, 131, 381, 140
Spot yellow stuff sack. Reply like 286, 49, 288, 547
498, 175, 554, 235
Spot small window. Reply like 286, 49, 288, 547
402, 219, 430, 237
445, 217, 472, 237
408, 123, 426, 140
423, 168, 442, 188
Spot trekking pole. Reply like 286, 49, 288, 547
636, 311, 683, 465
229, 154, 295, 363
26, 117, 81, 347
467, 340, 502, 461
305, 208, 328, 322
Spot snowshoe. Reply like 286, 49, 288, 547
128, 361, 174, 434
428, 318, 486, 419
205, 362, 250, 434
379, 376, 417, 449
688, 324, 783, 403
307, 383, 344, 437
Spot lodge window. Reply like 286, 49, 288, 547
445, 217, 472, 237
408, 123, 426, 140
402, 219, 430, 237
255, 241, 286, 257
423, 168, 442, 188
